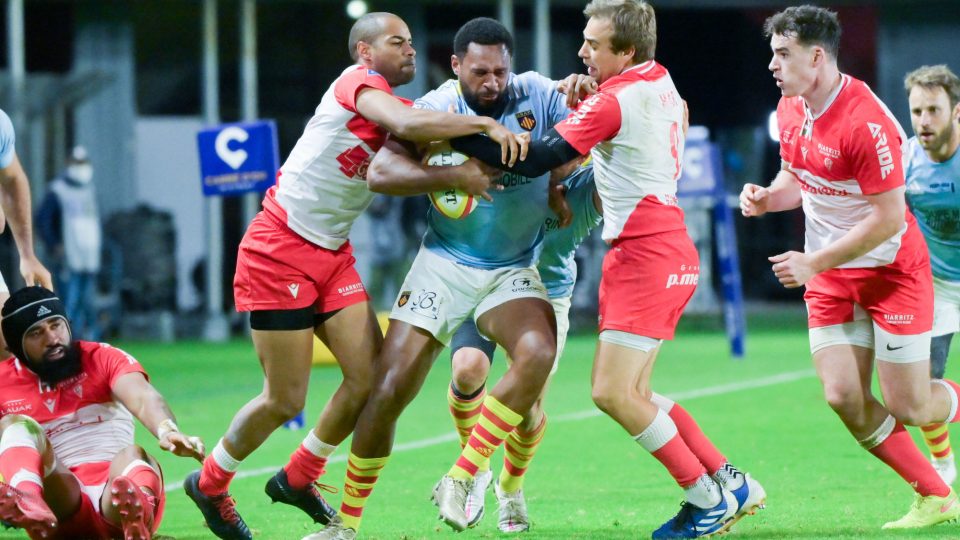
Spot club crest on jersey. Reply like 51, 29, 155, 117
515, 110, 537, 131
397, 291, 411, 308
824, 157, 833, 170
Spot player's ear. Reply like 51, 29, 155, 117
451, 54, 461, 77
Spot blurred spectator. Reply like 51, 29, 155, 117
37, 145, 103, 340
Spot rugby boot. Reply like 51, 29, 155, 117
494, 478, 530, 533
265, 469, 338, 524
0, 481, 57, 540
652, 488, 737, 539
183, 470, 252, 540
882, 488, 960, 529
432, 474, 473, 531
109, 475, 153, 540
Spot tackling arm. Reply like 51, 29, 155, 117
356, 88, 521, 165
450, 128, 582, 178
366, 137, 502, 200
111, 372, 205, 461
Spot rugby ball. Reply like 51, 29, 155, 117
427, 148, 476, 219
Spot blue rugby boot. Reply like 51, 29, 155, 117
652, 488, 736, 539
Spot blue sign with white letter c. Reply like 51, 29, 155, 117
197, 120, 279, 197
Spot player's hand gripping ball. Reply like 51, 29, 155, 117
427, 148, 477, 219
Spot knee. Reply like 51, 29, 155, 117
264, 394, 306, 422
518, 342, 556, 375
591, 380, 627, 416
0, 415, 44, 445
821, 382, 863, 419
452, 354, 489, 394
885, 399, 930, 427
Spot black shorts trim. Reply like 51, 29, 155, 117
250, 307, 315, 331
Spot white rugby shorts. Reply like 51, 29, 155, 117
390, 246, 548, 346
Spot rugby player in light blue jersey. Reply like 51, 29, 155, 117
0, 108, 53, 348
447, 162, 600, 532
904, 64, 960, 485
304, 17, 576, 540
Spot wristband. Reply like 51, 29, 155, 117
157, 419, 179, 440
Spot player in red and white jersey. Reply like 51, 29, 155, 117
186, 11, 517, 540
450, 2, 763, 538
740, 5, 960, 529
0, 286, 204, 540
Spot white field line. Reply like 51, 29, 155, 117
164, 368, 816, 492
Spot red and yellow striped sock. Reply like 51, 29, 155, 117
339, 453, 388, 531
498, 414, 547, 493
921, 423, 953, 461
449, 395, 521, 480
448, 384, 486, 448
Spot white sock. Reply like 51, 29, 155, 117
303, 430, 337, 459
684, 474, 722, 508
211, 439, 242, 472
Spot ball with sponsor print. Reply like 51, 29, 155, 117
427, 147, 476, 220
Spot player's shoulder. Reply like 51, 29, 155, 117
0, 356, 18, 378
334, 65, 391, 94
415, 79, 460, 111
839, 79, 893, 125
82, 341, 139, 369
0, 108, 13, 147
510, 71, 557, 98
0, 108, 12, 133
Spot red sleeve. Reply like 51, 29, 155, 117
95, 344, 148, 388
554, 91, 622, 155
844, 112, 905, 194
333, 67, 394, 113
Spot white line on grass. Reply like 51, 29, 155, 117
165, 368, 816, 492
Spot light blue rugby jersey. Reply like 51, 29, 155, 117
905, 137, 960, 281
415, 72, 570, 269
538, 166, 602, 298
0, 109, 15, 168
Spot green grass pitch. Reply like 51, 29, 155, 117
4, 318, 958, 539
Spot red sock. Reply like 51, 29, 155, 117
652, 437, 708, 487
666, 403, 727, 475
122, 461, 164, 528
284, 445, 329, 490
198, 455, 235, 496
866, 421, 949, 497
635, 409, 706, 487
0, 447, 43, 496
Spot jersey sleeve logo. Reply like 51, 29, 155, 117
515, 110, 537, 131
867, 122, 895, 180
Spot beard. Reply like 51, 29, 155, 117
23, 342, 83, 386
461, 88, 507, 118
919, 124, 955, 151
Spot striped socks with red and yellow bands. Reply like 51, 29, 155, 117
498, 413, 547, 493
339, 453, 388, 531
447, 384, 486, 449
921, 423, 953, 461
449, 395, 522, 480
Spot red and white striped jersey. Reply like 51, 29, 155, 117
0, 342, 145, 469
777, 74, 924, 268
263, 65, 410, 250
555, 60, 687, 242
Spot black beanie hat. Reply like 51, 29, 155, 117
1, 286, 70, 363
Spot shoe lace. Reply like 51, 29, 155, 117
211, 493, 243, 525
501, 495, 527, 520
672, 501, 697, 531
451, 478, 470, 507
309, 482, 339, 496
